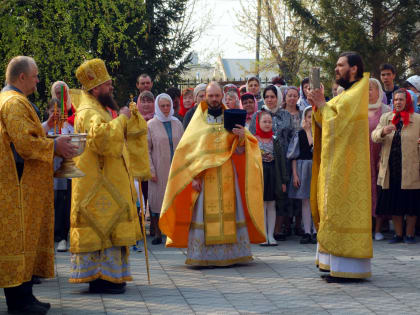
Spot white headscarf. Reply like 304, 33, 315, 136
369, 78, 385, 109
154, 93, 178, 122
262, 85, 283, 113
51, 81, 72, 111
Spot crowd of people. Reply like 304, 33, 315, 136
1, 52, 419, 313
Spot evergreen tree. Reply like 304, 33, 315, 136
285, 0, 420, 81
0, 0, 194, 110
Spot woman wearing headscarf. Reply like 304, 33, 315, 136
368, 78, 391, 241
298, 78, 311, 111
136, 90, 155, 121
179, 88, 194, 117
183, 83, 207, 130
51, 81, 74, 132
240, 92, 258, 128
247, 76, 265, 110
148, 93, 184, 244
372, 88, 420, 244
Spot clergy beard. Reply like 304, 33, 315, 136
97, 92, 118, 111
207, 101, 223, 117
335, 70, 353, 90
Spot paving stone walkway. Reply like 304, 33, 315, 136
2, 235, 420, 314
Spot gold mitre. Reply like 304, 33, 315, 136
76, 58, 111, 91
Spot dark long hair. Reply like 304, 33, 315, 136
263, 85, 278, 99
339, 51, 364, 80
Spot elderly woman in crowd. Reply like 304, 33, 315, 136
247, 76, 264, 110
51, 81, 74, 132
249, 85, 294, 240
368, 78, 391, 241
240, 92, 258, 128
148, 93, 184, 244
224, 90, 241, 109
372, 88, 420, 244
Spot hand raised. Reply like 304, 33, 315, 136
307, 84, 326, 109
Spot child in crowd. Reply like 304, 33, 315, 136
287, 106, 316, 244
255, 110, 288, 246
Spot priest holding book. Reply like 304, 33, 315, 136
159, 81, 265, 266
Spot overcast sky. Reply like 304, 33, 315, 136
190, 0, 255, 61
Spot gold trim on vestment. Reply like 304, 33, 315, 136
71, 265, 129, 274
77, 172, 131, 250
190, 221, 247, 230
330, 270, 371, 279
185, 256, 253, 267
204, 162, 236, 245
69, 274, 132, 284
159, 100, 265, 248
318, 262, 331, 271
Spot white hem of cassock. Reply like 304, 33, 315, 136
316, 244, 371, 279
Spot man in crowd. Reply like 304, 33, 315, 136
159, 82, 265, 266
70, 59, 142, 294
0, 56, 76, 314
129, 73, 153, 104
308, 52, 373, 283
380, 63, 399, 105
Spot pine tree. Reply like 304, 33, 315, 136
0, 0, 195, 109
285, 0, 420, 81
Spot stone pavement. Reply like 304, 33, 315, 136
2, 235, 420, 314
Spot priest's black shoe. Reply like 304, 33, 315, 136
152, 237, 162, 245
323, 275, 363, 283
89, 279, 126, 294
8, 301, 48, 315
300, 233, 311, 244
33, 296, 51, 311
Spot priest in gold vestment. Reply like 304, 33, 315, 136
0, 56, 77, 314
308, 52, 373, 283
70, 59, 144, 294
159, 82, 265, 266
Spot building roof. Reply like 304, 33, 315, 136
219, 57, 278, 80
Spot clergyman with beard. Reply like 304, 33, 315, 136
159, 82, 266, 267
307, 52, 373, 283
69, 59, 142, 294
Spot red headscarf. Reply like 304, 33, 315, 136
392, 89, 414, 126
255, 111, 273, 139
179, 88, 194, 117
